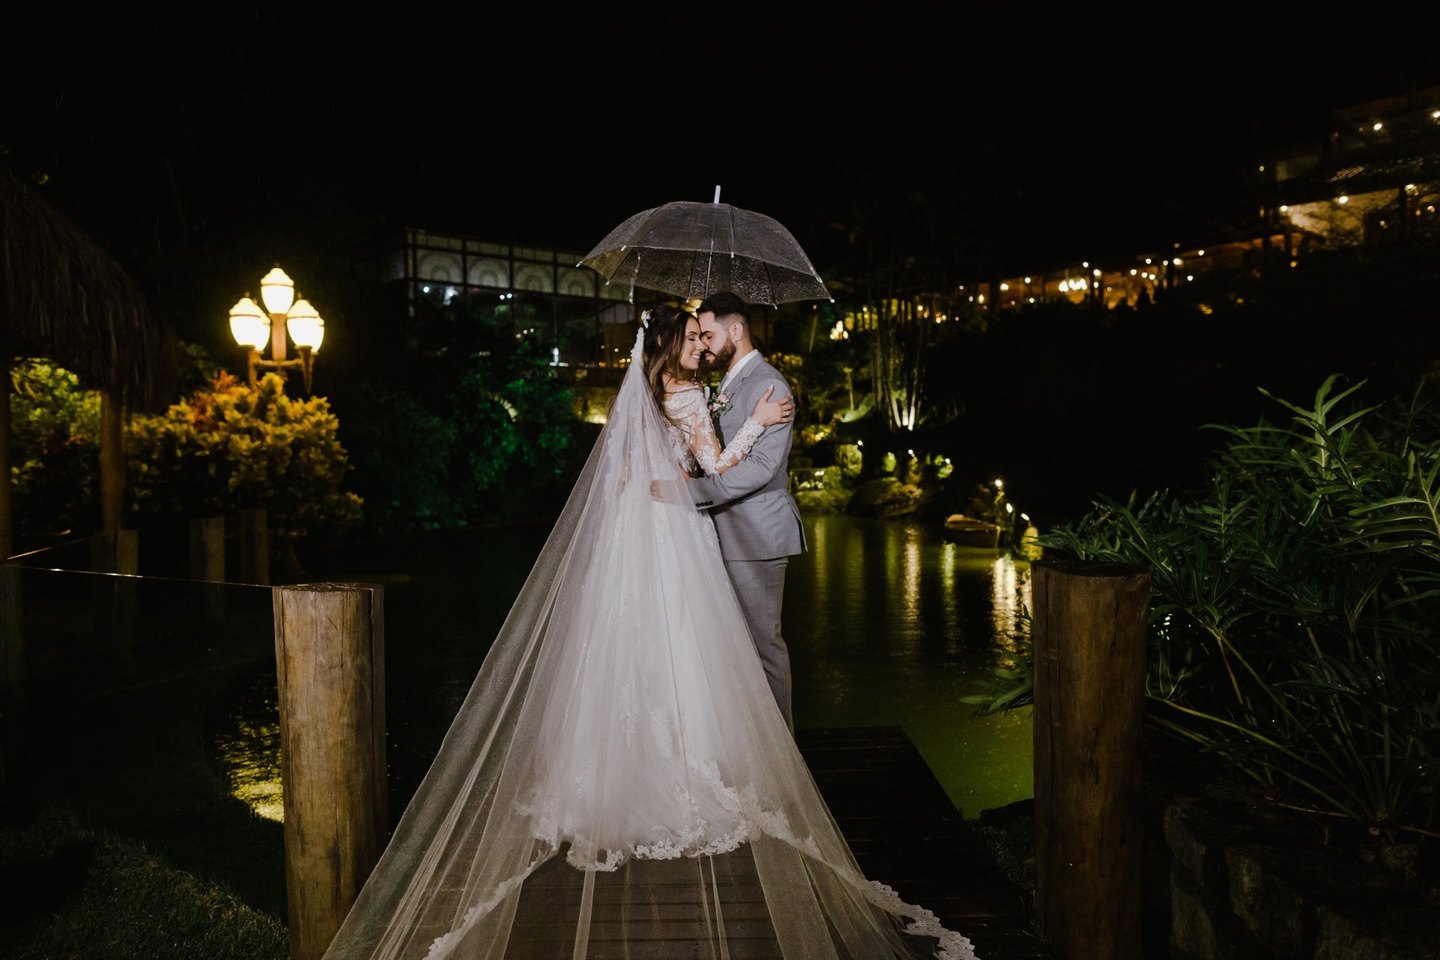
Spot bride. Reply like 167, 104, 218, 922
320, 306, 978, 960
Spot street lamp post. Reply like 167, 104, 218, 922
228, 265, 326, 393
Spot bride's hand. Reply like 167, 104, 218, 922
751, 386, 795, 427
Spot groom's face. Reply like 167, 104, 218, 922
697, 312, 737, 370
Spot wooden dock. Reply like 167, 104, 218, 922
427, 727, 1047, 959
796, 726, 1049, 960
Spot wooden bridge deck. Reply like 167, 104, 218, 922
421, 727, 1047, 959
796, 726, 1049, 960
469, 726, 1047, 959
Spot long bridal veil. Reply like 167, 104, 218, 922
321, 327, 977, 960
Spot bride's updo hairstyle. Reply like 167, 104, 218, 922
642, 304, 696, 412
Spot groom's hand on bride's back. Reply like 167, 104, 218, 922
651, 477, 689, 504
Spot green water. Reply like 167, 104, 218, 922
786, 514, 1034, 818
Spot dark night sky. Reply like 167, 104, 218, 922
6, 6, 1439, 291
5, 7, 1437, 520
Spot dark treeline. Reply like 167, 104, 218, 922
773, 237, 1440, 530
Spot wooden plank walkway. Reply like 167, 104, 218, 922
796, 726, 1049, 960
429, 727, 1046, 959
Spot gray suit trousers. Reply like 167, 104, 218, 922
725, 555, 793, 730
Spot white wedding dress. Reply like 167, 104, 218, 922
320, 328, 977, 960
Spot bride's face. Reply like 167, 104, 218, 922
679, 318, 703, 373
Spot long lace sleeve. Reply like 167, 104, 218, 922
665, 389, 765, 476
694, 413, 764, 475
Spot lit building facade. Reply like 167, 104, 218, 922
967, 84, 1440, 315
371, 228, 647, 372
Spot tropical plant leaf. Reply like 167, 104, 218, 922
1016, 371, 1440, 833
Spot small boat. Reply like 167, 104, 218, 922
941, 514, 1003, 548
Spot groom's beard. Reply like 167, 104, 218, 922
701, 342, 735, 371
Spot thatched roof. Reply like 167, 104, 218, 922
1, 169, 177, 410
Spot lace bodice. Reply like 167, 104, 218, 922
662, 386, 765, 475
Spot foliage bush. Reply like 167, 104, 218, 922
8, 358, 101, 535
10, 333, 585, 545
126, 371, 363, 545
337, 338, 582, 534
334, 386, 463, 534
979, 374, 1440, 838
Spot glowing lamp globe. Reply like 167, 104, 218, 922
287, 298, 325, 352
259, 266, 296, 316
228, 297, 271, 350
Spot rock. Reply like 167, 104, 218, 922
846, 477, 922, 517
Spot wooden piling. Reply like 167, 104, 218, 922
87, 529, 139, 649
188, 515, 225, 581
0, 351, 11, 559
240, 507, 269, 585
99, 388, 125, 534
87, 529, 138, 575
189, 516, 226, 621
273, 582, 386, 960
0, 562, 26, 813
1031, 557, 1150, 960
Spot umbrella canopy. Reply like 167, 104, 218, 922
1, 169, 177, 410
579, 192, 832, 306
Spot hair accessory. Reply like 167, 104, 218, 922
640, 309, 651, 328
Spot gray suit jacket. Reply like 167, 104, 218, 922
689, 353, 808, 561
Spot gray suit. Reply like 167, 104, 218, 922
689, 353, 807, 728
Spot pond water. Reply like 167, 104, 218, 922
787, 514, 1034, 817
214, 513, 1035, 824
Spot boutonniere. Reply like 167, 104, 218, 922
707, 391, 733, 417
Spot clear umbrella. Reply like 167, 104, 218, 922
579, 186, 832, 305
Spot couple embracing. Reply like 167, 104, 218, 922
669, 290, 806, 730
320, 292, 976, 958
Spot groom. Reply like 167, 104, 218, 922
690, 291, 807, 730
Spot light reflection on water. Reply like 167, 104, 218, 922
213, 677, 284, 822
213, 514, 1034, 824
787, 514, 1033, 819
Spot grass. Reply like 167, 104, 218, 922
0, 805, 287, 960
976, 799, 1039, 935
1, 633, 289, 960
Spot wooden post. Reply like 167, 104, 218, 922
240, 507, 270, 585
0, 564, 20, 677
88, 529, 139, 575
1032, 557, 1150, 960
0, 562, 26, 814
274, 583, 387, 960
189, 516, 225, 581
0, 351, 11, 559
189, 515, 226, 622
99, 388, 125, 533
88, 530, 140, 650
